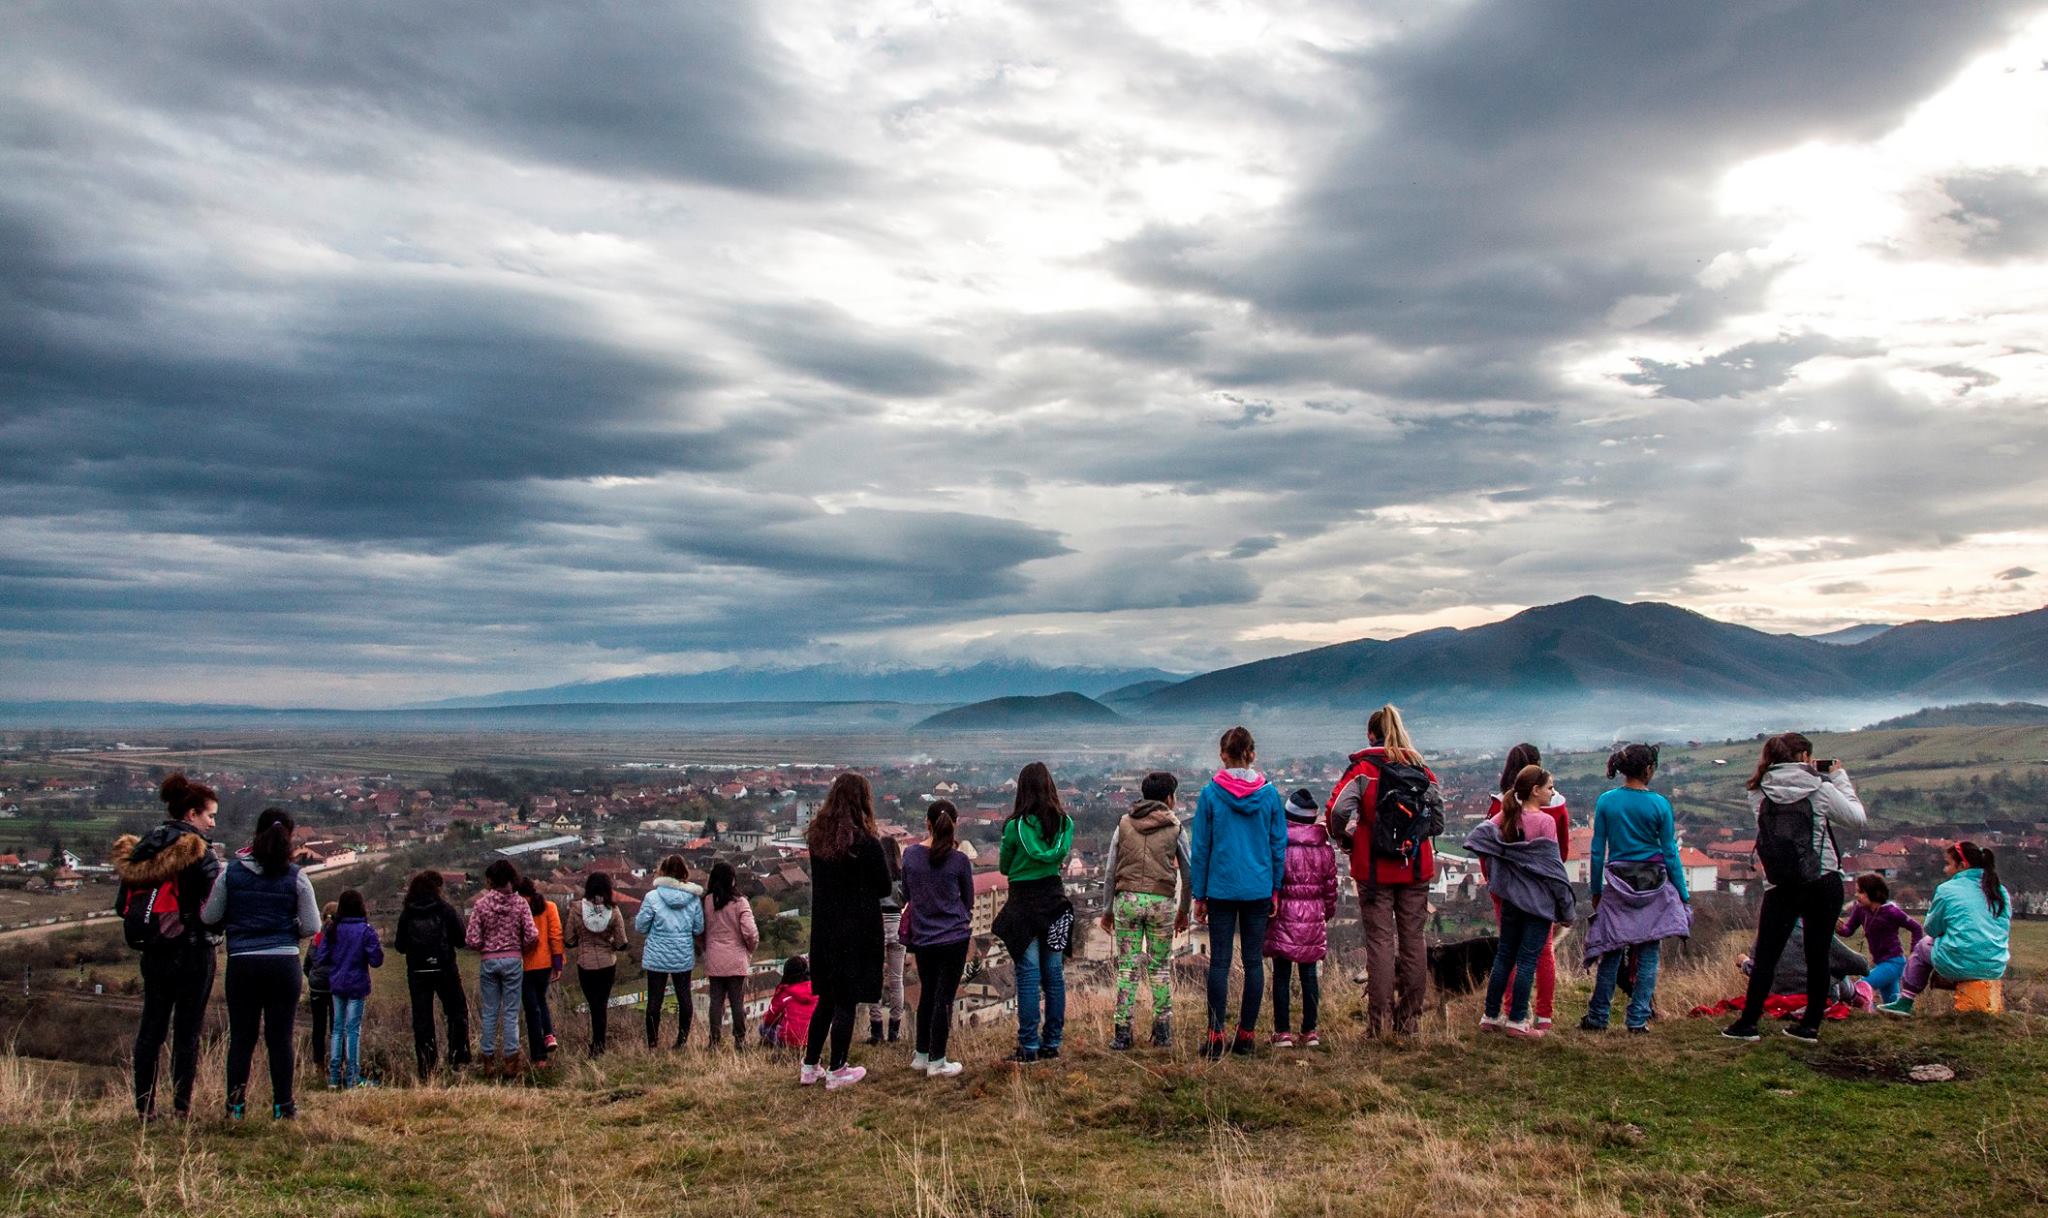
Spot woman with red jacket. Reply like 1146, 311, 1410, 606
1485, 743, 1570, 1029
1326, 704, 1442, 1038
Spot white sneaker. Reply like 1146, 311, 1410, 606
910, 1051, 930, 1070
799, 1064, 825, 1086
825, 1065, 867, 1091
925, 1058, 962, 1078
1479, 1014, 1505, 1033
1504, 1019, 1546, 1040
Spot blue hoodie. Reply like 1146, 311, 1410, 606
1189, 768, 1289, 903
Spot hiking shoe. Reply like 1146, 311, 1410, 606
1782, 1025, 1820, 1044
1877, 998, 1916, 1017
1150, 1018, 1172, 1048
1270, 1032, 1297, 1048
1478, 1014, 1506, 1034
925, 1058, 963, 1078
867, 1021, 884, 1046
271, 1103, 296, 1120
1004, 1047, 1040, 1065
799, 1063, 826, 1086
1626, 1025, 1651, 1036
1721, 1025, 1761, 1042
1578, 1017, 1607, 1033
1038, 1045, 1061, 1061
225, 1102, 246, 1121
1231, 1029, 1256, 1057
1202, 1031, 1226, 1061
910, 1051, 930, 1070
887, 1018, 902, 1043
1302, 1030, 1321, 1048
1109, 1025, 1134, 1052
825, 1065, 867, 1091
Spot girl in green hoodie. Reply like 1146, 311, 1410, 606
994, 762, 1075, 1063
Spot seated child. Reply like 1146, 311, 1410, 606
1881, 842, 2010, 1016
761, 955, 818, 1049
1837, 873, 1923, 1004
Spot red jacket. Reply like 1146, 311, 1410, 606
1486, 793, 1572, 860
763, 980, 816, 1048
1326, 748, 1439, 886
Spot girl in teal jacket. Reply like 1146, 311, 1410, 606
1880, 841, 2009, 1015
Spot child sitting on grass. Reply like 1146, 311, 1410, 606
1837, 873, 1922, 1004
762, 955, 817, 1050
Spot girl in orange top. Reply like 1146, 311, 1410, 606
516, 879, 566, 1066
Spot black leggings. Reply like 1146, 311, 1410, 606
706, 975, 747, 1045
912, 942, 969, 1060
804, 997, 858, 1070
134, 944, 214, 1117
1736, 875, 1846, 1032
408, 968, 470, 1075
578, 965, 616, 1055
1271, 958, 1321, 1035
224, 954, 300, 1111
307, 988, 331, 1071
522, 969, 555, 1060
645, 970, 693, 1048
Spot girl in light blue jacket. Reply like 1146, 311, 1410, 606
1880, 841, 2010, 1015
635, 854, 706, 1049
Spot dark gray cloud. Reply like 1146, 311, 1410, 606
1621, 335, 1880, 400
1942, 168, 2048, 260
1999, 566, 2037, 580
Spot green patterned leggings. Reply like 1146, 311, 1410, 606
1112, 892, 1175, 1025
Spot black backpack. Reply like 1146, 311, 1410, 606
1366, 760, 1443, 882
119, 880, 185, 951
401, 904, 454, 969
1755, 794, 1837, 887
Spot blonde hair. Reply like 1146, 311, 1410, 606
1367, 703, 1422, 765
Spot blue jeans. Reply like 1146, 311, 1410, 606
478, 957, 524, 1057
1586, 942, 1660, 1030
327, 996, 365, 1087
1485, 906, 1552, 1023
1014, 938, 1065, 1053
1205, 899, 1270, 1034
1866, 956, 1905, 1004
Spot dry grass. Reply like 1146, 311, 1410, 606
0, 932, 2044, 1217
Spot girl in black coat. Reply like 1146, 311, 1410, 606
801, 773, 893, 1089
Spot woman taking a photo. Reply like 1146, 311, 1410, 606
994, 762, 1075, 1064
1722, 732, 1866, 1043
201, 808, 320, 1118
801, 773, 893, 1089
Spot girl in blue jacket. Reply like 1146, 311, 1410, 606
635, 854, 706, 1049
1880, 841, 2010, 1015
1189, 725, 1288, 1060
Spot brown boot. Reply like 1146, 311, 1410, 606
503, 1052, 526, 1079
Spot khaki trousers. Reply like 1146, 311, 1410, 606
1361, 883, 1429, 1036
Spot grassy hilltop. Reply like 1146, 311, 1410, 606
3, 926, 2045, 1218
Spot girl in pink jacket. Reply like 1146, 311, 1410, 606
701, 862, 760, 1048
1266, 789, 1339, 1047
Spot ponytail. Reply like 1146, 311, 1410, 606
1746, 732, 1811, 791
1367, 704, 1422, 766
1499, 765, 1549, 844
250, 807, 295, 875
1607, 743, 1660, 783
927, 799, 959, 865
1952, 841, 2007, 918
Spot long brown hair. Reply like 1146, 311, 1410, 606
926, 799, 959, 865
1746, 732, 1812, 791
1499, 765, 1550, 843
1498, 743, 1541, 795
1948, 841, 2007, 918
1368, 704, 1422, 765
1010, 762, 1067, 844
807, 772, 877, 861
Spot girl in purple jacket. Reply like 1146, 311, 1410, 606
317, 888, 383, 1089
1266, 789, 1338, 1048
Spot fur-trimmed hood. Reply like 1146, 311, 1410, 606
110, 822, 210, 887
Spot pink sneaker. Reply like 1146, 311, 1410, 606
1504, 1019, 1547, 1040
799, 1064, 825, 1086
1270, 1032, 1296, 1048
1302, 1031, 1321, 1048
825, 1065, 867, 1090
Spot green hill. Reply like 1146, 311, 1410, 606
914, 691, 1122, 731
1866, 701, 2048, 730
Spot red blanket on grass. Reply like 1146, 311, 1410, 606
1688, 994, 1852, 1021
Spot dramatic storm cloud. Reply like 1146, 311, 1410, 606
4, 0, 2047, 704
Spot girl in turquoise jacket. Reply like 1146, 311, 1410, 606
1880, 841, 2009, 1015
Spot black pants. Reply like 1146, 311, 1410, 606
307, 987, 331, 1070
578, 965, 616, 1055
706, 975, 747, 1046
1271, 958, 1320, 1035
521, 969, 555, 1060
407, 968, 470, 1075
134, 943, 215, 1116
223, 954, 299, 1111
804, 996, 858, 1070
645, 970, 693, 1048
912, 941, 969, 1061
1735, 875, 1845, 1033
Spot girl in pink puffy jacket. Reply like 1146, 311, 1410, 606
1266, 788, 1339, 1047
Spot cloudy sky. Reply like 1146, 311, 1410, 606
5, 1, 2047, 706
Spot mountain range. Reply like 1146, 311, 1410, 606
411, 661, 1185, 709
